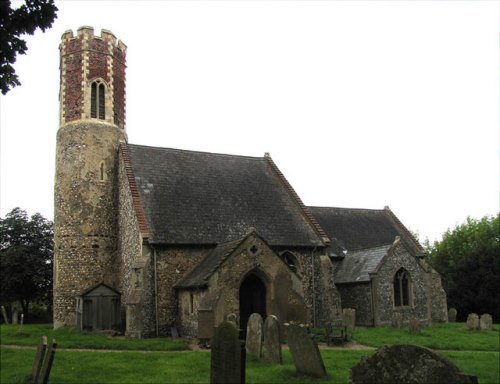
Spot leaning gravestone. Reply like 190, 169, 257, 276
246, 313, 263, 360
350, 344, 478, 384
284, 322, 327, 378
39, 339, 57, 384
1, 305, 9, 324
466, 313, 480, 330
448, 307, 457, 322
479, 314, 492, 331
391, 312, 403, 328
211, 321, 245, 384
342, 308, 356, 329
31, 336, 47, 383
263, 315, 282, 364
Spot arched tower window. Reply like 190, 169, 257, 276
90, 80, 106, 120
394, 268, 411, 307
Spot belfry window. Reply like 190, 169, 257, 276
91, 81, 106, 120
394, 268, 411, 307
281, 251, 299, 274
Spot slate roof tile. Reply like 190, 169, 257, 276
125, 144, 324, 247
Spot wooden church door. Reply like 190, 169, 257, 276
239, 274, 266, 337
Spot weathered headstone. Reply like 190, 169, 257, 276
342, 308, 356, 329
12, 310, 19, 325
479, 314, 492, 331
31, 336, 47, 383
466, 313, 480, 330
408, 317, 421, 334
211, 321, 245, 384
391, 312, 403, 328
170, 327, 179, 339
1, 305, 9, 324
246, 313, 263, 360
263, 315, 282, 364
448, 307, 457, 322
350, 344, 478, 384
284, 322, 327, 378
39, 339, 57, 384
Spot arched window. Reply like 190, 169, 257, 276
90, 80, 106, 120
281, 251, 299, 274
394, 268, 411, 307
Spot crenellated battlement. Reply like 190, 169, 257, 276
61, 26, 127, 55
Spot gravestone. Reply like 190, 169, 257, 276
391, 312, 403, 328
246, 313, 263, 360
170, 327, 179, 339
263, 315, 282, 364
448, 307, 457, 322
1, 306, 9, 324
350, 344, 478, 384
284, 322, 327, 378
39, 339, 57, 384
479, 314, 492, 331
31, 336, 47, 383
408, 317, 421, 334
211, 321, 245, 384
342, 308, 356, 329
466, 313, 480, 330
12, 310, 18, 325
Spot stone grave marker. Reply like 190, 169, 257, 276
31, 336, 47, 383
1, 305, 9, 324
408, 317, 421, 334
479, 314, 492, 331
284, 322, 327, 378
263, 315, 282, 364
170, 327, 179, 339
342, 308, 356, 329
39, 339, 57, 384
350, 344, 478, 384
466, 313, 480, 330
391, 312, 403, 328
246, 313, 263, 360
12, 310, 18, 325
211, 321, 245, 384
448, 307, 457, 322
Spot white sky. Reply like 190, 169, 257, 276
0, 0, 499, 243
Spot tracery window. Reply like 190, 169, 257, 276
91, 80, 106, 120
281, 251, 299, 274
394, 268, 411, 307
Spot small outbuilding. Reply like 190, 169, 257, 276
76, 283, 121, 331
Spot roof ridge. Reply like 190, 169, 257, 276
120, 142, 150, 237
383, 207, 424, 254
127, 143, 264, 161
264, 154, 330, 245
308, 206, 386, 213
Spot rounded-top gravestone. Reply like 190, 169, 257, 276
350, 344, 478, 384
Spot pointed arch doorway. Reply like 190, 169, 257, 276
239, 273, 266, 337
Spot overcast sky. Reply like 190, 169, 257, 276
0, 0, 498, 243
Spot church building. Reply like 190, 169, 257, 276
53, 27, 448, 338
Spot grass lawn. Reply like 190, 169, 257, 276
1, 323, 498, 384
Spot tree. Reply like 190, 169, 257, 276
0, 0, 58, 94
0, 207, 53, 320
427, 214, 500, 322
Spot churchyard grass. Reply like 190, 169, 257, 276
348, 322, 500, 351
1, 323, 498, 383
0, 324, 188, 351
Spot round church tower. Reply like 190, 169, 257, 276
53, 27, 127, 328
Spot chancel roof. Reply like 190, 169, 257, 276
307, 206, 422, 253
123, 144, 325, 247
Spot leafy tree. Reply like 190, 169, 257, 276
0, 207, 53, 320
0, 0, 58, 94
427, 214, 500, 322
